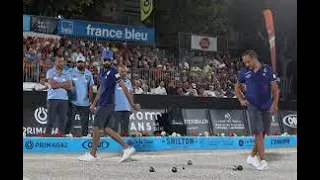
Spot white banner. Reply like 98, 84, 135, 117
191, 35, 217, 52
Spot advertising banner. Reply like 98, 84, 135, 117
23, 136, 297, 153
209, 110, 249, 136
129, 109, 165, 135
279, 111, 297, 134
182, 109, 210, 135
23, 15, 31, 32
31, 16, 58, 34
57, 19, 155, 43
191, 34, 217, 52
23, 105, 164, 136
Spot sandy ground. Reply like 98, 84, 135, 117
23, 148, 296, 180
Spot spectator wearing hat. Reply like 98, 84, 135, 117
65, 55, 94, 137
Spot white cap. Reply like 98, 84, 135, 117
76, 55, 85, 62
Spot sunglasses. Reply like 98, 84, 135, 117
77, 61, 84, 63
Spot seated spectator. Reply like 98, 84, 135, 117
198, 88, 208, 97
34, 76, 49, 91
224, 86, 236, 98
176, 88, 185, 96
154, 81, 167, 95
133, 80, 143, 94
185, 83, 198, 96
204, 85, 215, 97
214, 85, 225, 98
167, 82, 177, 95
141, 83, 150, 94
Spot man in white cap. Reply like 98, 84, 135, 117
65, 55, 94, 137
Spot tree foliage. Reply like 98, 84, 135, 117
23, 0, 98, 18
155, 0, 228, 47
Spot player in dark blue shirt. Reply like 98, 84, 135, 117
235, 50, 279, 171
78, 50, 140, 162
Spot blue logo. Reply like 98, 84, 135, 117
25, 140, 34, 149
60, 20, 74, 34
238, 139, 244, 147
58, 19, 155, 43
82, 140, 109, 150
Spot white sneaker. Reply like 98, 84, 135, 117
120, 147, 136, 163
256, 160, 268, 171
65, 133, 73, 138
247, 155, 260, 167
78, 152, 96, 161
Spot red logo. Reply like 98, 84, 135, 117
199, 38, 210, 49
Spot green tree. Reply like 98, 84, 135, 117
23, 0, 98, 18
155, 0, 228, 47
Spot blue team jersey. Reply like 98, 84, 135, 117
114, 78, 133, 112
238, 64, 277, 110
46, 67, 72, 100
69, 68, 94, 107
97, 66, 120, 106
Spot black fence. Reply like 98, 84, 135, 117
23, 91, 297, 136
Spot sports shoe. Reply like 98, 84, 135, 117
78, 152, 96, 161
65, 133, 73, 138
120, 147, 136, 163
256, 160, 268, 171
247, 155, 260, 167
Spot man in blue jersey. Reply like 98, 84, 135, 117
235, 50, 279, 171
65, 55, 94, 137
46, 56, 72, 136
78, 50, 140, 162
114, 65, 133, 136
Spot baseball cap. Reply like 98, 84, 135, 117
76, 55, 85, 62
102, 50, 113, 61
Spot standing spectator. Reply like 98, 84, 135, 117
154, 81, 167, 95
45, 56, 72, 136
114, 65, 133, 136
65, 55, 94, 137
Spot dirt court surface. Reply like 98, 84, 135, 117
23, 148, 296, 180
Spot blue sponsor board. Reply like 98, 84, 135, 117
23, 136, 297, 153
23, 15, 31, 32
57, 19, 155, 44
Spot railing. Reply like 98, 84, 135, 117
22, 60, 295, 100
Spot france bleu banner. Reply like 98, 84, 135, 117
57, 19, 155, 44
23, 15, 31, 32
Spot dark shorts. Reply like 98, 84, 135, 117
93, 105, 116, 129
114, 111, 131, 134
247, 105, 271, 135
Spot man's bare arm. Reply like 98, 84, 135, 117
119, 80, 135, 106
235, 83, 245, 102
92, 86, 101, 107
271, 81, 279, 105
89, 86, 94, 104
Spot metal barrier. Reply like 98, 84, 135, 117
23, 61, 52, 82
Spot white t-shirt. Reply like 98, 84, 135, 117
154, 86, 167, 95
134, 87, 144, 94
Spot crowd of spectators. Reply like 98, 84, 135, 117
23, 34, 242, 98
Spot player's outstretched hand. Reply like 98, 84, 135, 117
240, 100, 250, 106
132, 104, 141, 111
